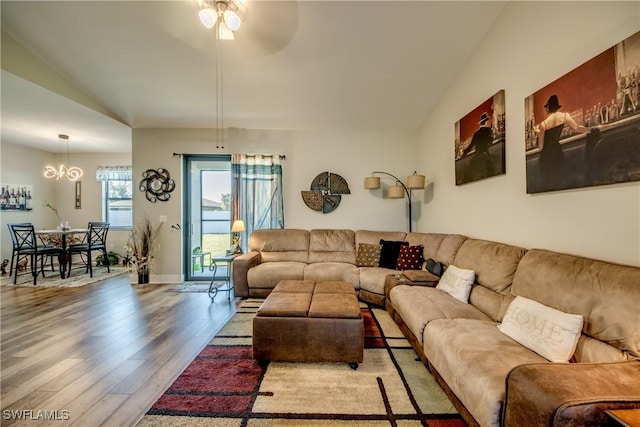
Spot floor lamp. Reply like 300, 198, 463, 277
364, 171, 426, 232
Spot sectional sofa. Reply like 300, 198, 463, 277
232, 228, 640, 427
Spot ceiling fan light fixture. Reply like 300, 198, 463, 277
198, 7, 218, 29
197, 0, 245, 38
217, 21, 235, 40
223, 10, 241, 31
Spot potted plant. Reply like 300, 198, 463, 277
124, 216, 162, 284
95, 251, 120, 266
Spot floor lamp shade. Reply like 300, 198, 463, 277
364, 177, 381, 189
406, 174, 425, 189
387, 185, 405, 198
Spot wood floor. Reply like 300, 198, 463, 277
0, 275, 240, 426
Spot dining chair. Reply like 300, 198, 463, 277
66, 222, 110, 278
8, 222, 31, 276
9, 224, 64, 285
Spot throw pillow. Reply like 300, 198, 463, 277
379, 240, 408, 269
355, 243, 382, 267
498, 296, 584, 363
396, 244, 424, 270
425, 258, 444, 277
436, 265, 475, 303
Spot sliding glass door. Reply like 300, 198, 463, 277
184, 155, 232, 281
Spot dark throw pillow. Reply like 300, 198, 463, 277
379, 239, 408, 269
396, 244, 424, 270
426, 258, 445, 277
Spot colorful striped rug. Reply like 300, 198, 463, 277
138, 299, 466, 427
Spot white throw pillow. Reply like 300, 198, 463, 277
436, 265, 475, 303
498, 296, 584, 363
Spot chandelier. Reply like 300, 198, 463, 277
197, 0, 247, 40
43, 134, 83, 181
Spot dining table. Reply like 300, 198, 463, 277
36, 228, 89, 279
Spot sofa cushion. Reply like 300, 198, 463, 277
379, 239, 408, 269
355, 230, 406, 247
405, 232, 467, 266
308, 229, 356, 263
250, 229, 310, 263
247, 262, 306, 289
436, 265, 475, 303
303, 262, 360, 288
424, 318, 548, 427
355, 243, 381, 267
358, 267, 397, 295
454, 239, 527, 322
498, 296, 584, 363
512, 248, 640, 360
389, 285, 491, 344
396, 244, 424, 270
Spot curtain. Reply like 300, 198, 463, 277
96, 165, 132, 181
232, 154, 285, 252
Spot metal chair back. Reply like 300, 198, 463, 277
7, 222, 31, 275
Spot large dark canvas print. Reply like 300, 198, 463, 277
525, 30, 640, 194
455, 90, 506, 185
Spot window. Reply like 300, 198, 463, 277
96, 166, 132, 229
104, 180, 132, 228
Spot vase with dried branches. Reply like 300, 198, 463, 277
125, 216, 162, 284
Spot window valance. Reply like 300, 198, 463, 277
96, 166, 132, 181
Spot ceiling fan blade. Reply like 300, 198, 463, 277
236, 1, 299, 56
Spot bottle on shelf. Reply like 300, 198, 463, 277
9, 188, 16, 210
26, 190, 33, 211
18, 187, 26, 210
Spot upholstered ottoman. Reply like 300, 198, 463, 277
253, 280, 364, 368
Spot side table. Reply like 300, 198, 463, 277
606, 408, 640, 427
209, 254, 236, 302
191, 251, 212, 275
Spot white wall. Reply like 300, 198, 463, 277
133, 127, 421, 282
418, 1, 640, 266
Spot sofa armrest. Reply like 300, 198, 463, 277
384, 273, 439, 305
232, 251, 262, 297
503, 360, 640, 427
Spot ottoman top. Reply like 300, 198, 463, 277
257, 280, 361, 319
272, 280, 315, 294
314, 281, 356, 295
257, 293, 312, 317
309, 293, 361, 319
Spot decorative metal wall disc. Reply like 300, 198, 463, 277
301, 171, 350, 213
139, 168, 175, 202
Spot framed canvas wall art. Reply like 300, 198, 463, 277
454, 90, 506, 185
525, 30, 640, 194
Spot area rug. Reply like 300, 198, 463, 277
165, 282, 224, 293
0, 265, 128, 288
138, 299, 466, 427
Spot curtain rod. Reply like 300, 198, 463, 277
172, 153, 286, 159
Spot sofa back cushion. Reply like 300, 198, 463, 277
355, 230, 407, 247
453, 239, 527, 322
250, 229, 309, 263
406, 233, 467, 267
308, 229, 356, 263
512, 249, 640, 360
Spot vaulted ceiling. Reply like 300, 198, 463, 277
1, 1, 507, 153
